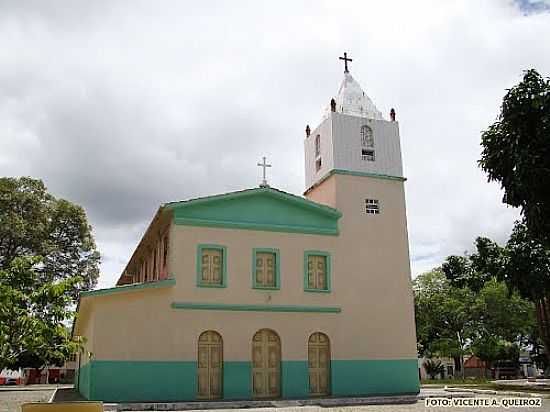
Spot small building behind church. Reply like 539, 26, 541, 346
73, 57, 419, 402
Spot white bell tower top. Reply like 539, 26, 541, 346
304, 55, 404, 193
325, 72, 384, 120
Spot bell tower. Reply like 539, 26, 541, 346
303, 55, 409, 242
304, 64, 404, 198
303, 56, 417, 382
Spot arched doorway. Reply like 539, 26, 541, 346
252, 329, 281, 398
197, 330, 223, 399
308, 332, 331, 396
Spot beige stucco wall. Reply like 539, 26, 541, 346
76, 172, 417, 363
74, 300, 95, 367
305, 174, 337, 208
331, 174, 417, 359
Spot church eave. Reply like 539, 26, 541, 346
115, 206, 172, 286
81, 278, 176, 299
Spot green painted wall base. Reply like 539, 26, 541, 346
77, 358, 419, 402
223, 362, 251, 399
76, 361, 91, 400
282, 361, 309, 398
331, 359, 420, 396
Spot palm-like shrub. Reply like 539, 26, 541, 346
424, 359, 445, 380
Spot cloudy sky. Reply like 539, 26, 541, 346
1, 0, 550, 288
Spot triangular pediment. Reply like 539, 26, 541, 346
164, 187, 341, 236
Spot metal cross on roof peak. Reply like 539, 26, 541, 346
339, 52, 352, 73
257, 156, 272, 188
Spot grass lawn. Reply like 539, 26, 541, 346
421, 378, 490, 386
422, 378, 550, 396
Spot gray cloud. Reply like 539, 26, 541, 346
0, 1, 549, 287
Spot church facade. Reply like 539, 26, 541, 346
73, 61, 419, 402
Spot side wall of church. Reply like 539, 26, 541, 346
75, 217, 418, 401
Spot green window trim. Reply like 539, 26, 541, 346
196, 244, 227, 288
303, 250, 332, 293
251, 248, 281, 290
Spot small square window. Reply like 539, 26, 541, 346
365, 199, 380, 214
362, 149, 375, 161
316, 158, 322, 171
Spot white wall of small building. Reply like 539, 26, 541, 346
0, 368, 22, 379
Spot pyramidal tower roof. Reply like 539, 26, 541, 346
327, 71, 384, 120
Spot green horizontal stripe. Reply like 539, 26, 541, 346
80, 278, 176, 298
332, 169, 407, 181
173, 217, 339, 236
305, 169, 406, 194
171, 302, 341, 313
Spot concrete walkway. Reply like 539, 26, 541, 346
493, 378, 550, 390
48, 387, 547, 411
0, 384, 72, 392
100, 389, 475, 411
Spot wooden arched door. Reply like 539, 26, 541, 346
197, 330, 223, 399
252, 329, 281, 398
308, 332, 331, 396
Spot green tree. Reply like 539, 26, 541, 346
503, 221, 550, 365
0, 257, 83, 372
0, 177, 100, 299
470, 279, 535, 370
470, 337, 519, 376
442, 237, 505, 292
414, 269, 475, 375
415, 267, 534, 376
479, 69, 550, 247
473, 279, 534, 342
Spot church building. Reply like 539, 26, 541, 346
73, 55, 419, 402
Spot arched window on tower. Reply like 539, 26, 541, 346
315, 135, 321, 157
360, 125, 375, 161
360, 125, 374, 147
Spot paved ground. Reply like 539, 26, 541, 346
113, 390, 549, 412
1, 386, 548, 412
0, 387, 54, 412
160, 397, 548, 412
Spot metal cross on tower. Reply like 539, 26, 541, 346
257, 156, 272, 187
339, 52, 352, 73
